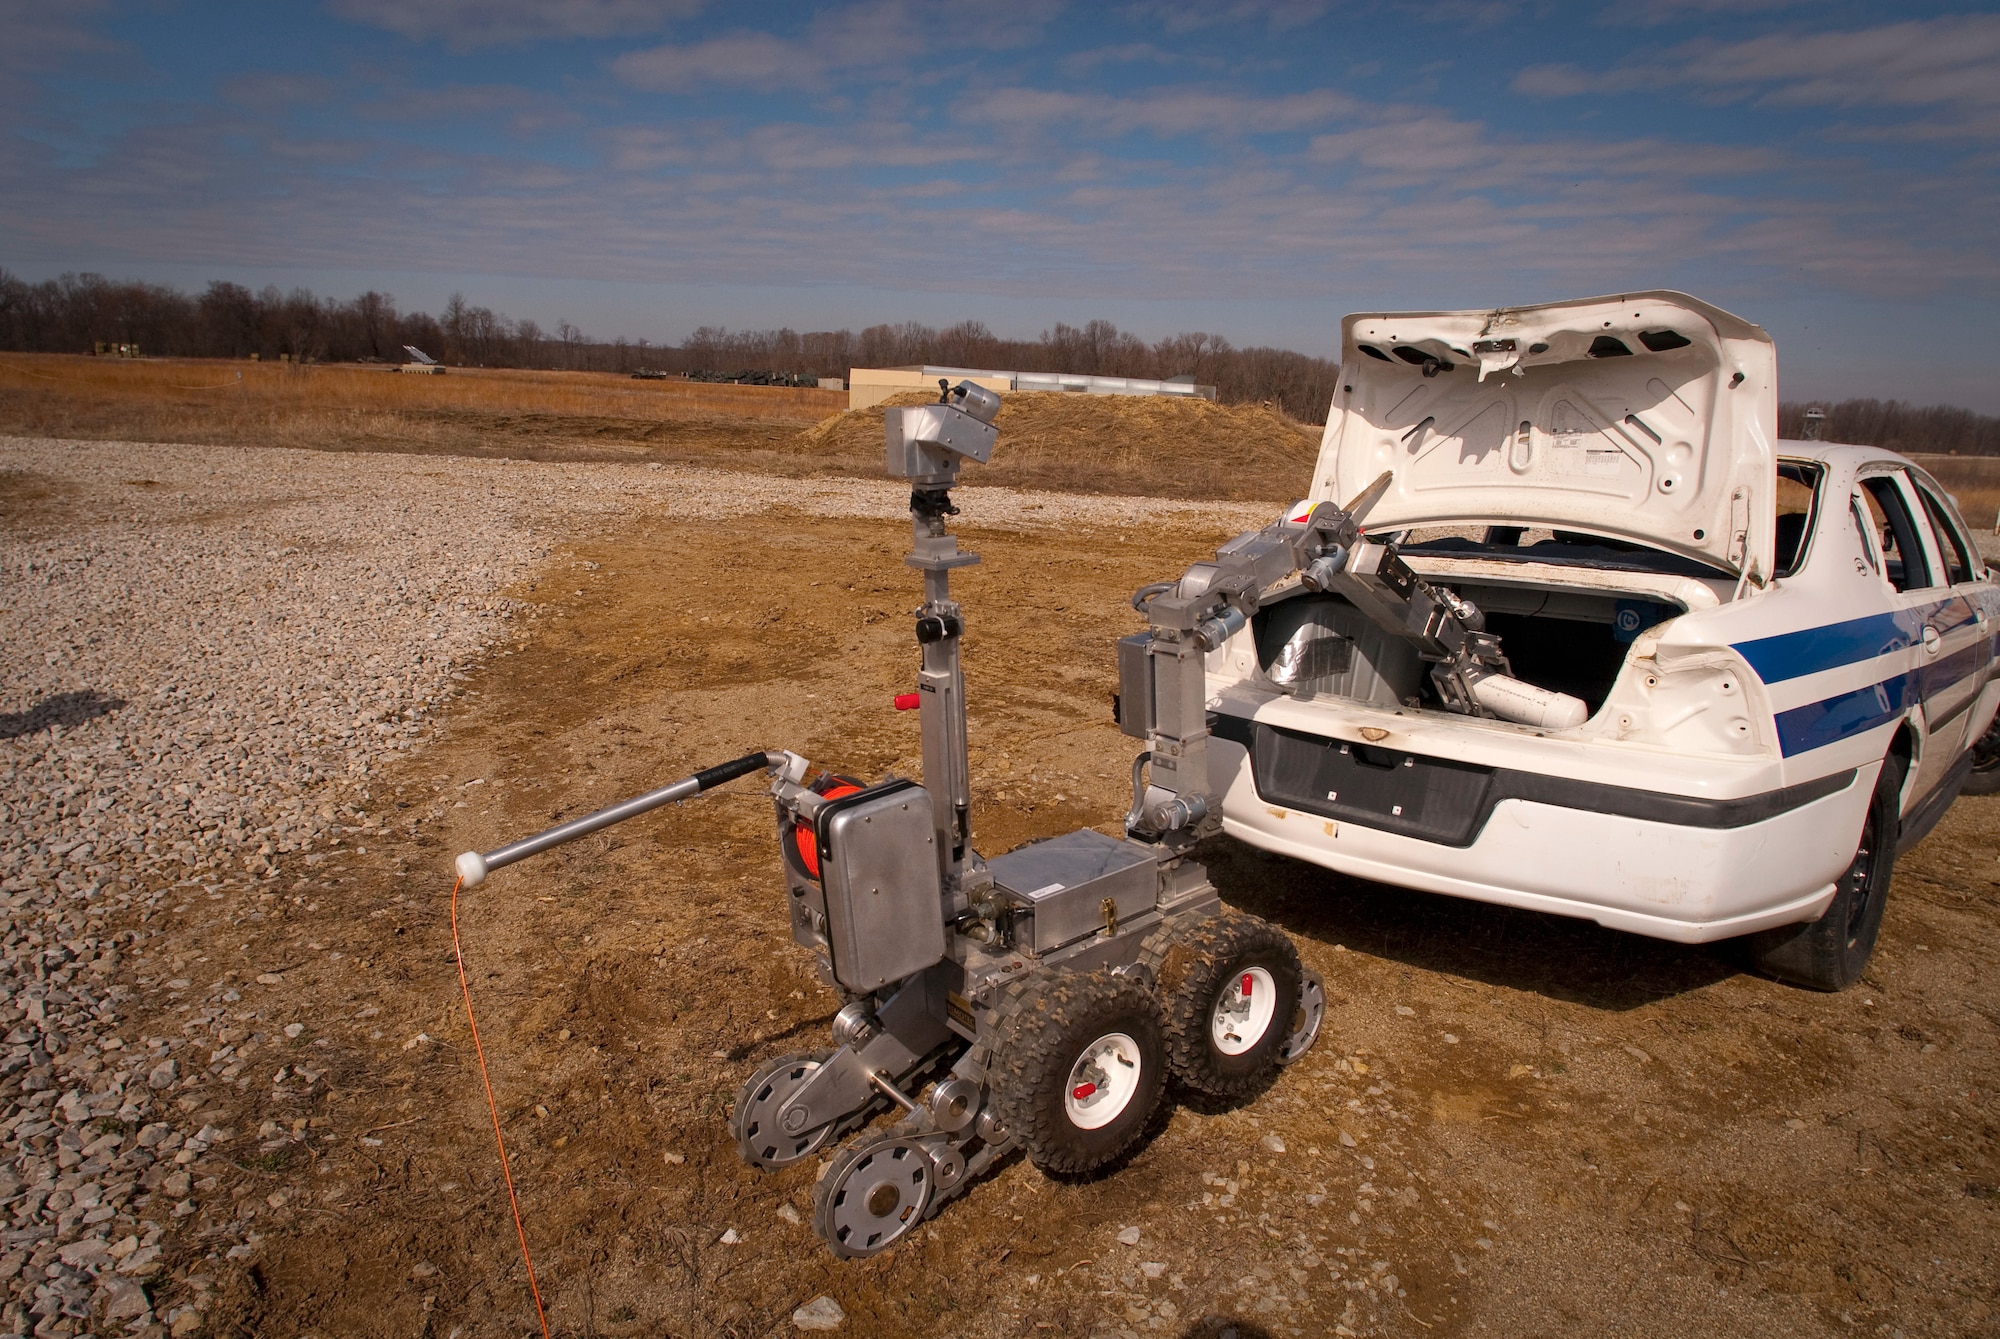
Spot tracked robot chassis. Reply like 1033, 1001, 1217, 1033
456, 380, 1326, 1258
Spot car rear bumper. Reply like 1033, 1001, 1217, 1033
1211, 729, 1873, 943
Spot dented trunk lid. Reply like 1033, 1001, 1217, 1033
1310, 291, 1778, 577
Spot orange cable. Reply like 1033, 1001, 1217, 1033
450, 875, 552, 1339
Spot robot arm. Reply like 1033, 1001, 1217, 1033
1121, 473, 1587, 839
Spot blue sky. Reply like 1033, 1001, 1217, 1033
4, 1, 1998, 409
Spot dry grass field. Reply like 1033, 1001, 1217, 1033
1911, 454, 2000, 532
803, 390, 1321, 501
0, 355, 842, 464
0, 355, 1325, 502
8, 355, 1990, 523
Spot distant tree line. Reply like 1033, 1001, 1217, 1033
0, 269, 1341, 420
0, 269, 573, 375
1777, 398, 2000, 457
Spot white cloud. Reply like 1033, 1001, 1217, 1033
355, 84, 585, 136
1139, 0, 1334, 35
613, 30, 827, 92
612, 0, 1061, 92
1593, 0, 1813, 27
221, 73, 342, 112
328, 0, 705, 47
8, 97, 1983, 322
1306, 113, 1781, 187
1517, 14, 2000, 134
0, 0, 115, 87
957, 86, 1357, 139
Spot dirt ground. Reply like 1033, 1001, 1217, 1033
82, 494, 1997, 1339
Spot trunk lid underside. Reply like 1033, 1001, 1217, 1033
1310, 290, 1779, 577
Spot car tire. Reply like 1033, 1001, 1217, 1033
1158, 912, 1302, 1097
1746, 753, 1903, 991
987, 969, 1166, 1177
1962, 720, 2000, 797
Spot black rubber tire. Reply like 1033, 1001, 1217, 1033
1158, 912, 1302, 1096
1747, 753, 1903, 991
1962, 720, 2000, 797
987, 969, 1165, 1177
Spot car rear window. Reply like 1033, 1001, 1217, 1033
1393, 527, 1723, 577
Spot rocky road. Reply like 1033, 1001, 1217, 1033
0, 437, 1270, 1337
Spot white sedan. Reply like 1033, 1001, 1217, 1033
1199, 291, 2000, 990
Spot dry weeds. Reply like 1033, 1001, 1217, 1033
0, 355, 841, 463
0, 358, 1324, 500
7, 356, 1993, 523
1910, 453, 2000, 531
803, 389, 1321, 501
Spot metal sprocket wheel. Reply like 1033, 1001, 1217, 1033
731, 1050, 838, 1170
1276, 967, 1326, 1065
811, 1132, 936, 1259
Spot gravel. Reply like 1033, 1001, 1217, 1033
0, 436, 1274, 1335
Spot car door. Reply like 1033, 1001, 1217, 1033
1906, 469, 1995, 768
1853, 469, 1953, 804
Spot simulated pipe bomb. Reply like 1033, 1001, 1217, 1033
459, 379, 1327, 1260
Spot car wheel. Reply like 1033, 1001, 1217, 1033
1746, 753, 1903, 991
1962, 719, 2000, 797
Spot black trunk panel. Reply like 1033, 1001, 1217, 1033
1253, 723, 1497, 846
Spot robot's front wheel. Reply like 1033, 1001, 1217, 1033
812, 1134, 936, 1259
730, 1051, 841, 1170
1159, 912, 1303, 1097
988, 969, 1167, 1176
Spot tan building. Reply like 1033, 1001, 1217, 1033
847, 367, 1010, 411
848, 365, 1215, 411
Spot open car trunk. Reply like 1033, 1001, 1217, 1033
1310, 291, 1780, 580
1251, 566, 1700, 721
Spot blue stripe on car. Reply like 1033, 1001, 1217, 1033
1735, 609, 1923, 684
1776, 673, 1913, 757
1734, 596, 1986, 686
1776, 644, 1991, 757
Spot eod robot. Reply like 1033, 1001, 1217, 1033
457, 380, 1405, 1258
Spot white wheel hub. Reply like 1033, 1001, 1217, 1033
1211, 966, 1277, 1056
1065, 1032, 1143, 1130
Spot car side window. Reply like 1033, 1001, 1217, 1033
1911, 480, 1977, 586
1857, 475, 1934, 592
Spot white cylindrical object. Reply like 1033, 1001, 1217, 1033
1469, 672, 1589, 730
454, 850, 488, 888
